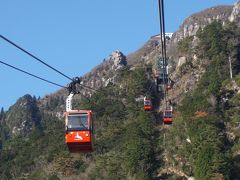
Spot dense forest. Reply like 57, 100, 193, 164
165, 21, 240, 179
0, 20, 240, 180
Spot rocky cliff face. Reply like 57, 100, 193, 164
81, 50, 127, 92
5, 95, 41, 137
229, 1, 240, 26
172, 5, 233, 43
61, 2, 238, 100
8, 2, 240, 136
164, 2, 240, 103
168, 2, 239, 55
2, 2, 240, 179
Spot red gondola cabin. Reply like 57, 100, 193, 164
166, 83, 173, 90
163, 110, 173, 125
65, 110, 93, 153
144, 100, 152, 111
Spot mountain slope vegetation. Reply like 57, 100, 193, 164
0, 5, 240, 180
0, 67, 161, 179
164, 21, 240, 179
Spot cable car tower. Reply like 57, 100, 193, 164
156, 0, 173, 125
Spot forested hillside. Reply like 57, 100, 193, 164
163, 21, 240, 179
0, 2, 240, 180
0, 66, 160, 179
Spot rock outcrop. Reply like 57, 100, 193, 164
229, 1, 240, 26
81, 50, 127, 91
111, 50, 127, 68
37, 2, 240, 117
172, 5, 233, 43
6, 95, 41, 137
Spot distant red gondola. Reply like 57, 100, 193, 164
166, 83, 173, 90
163, 109, 173, 125
144, 99, 152, 111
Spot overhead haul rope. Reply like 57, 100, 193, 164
0, 59, 97, 106
0, 59, 67, 88
158, 0, 168, 109
0, 35, 72, 81
146, 81, 154, 98
147, 82, 153, 93
0, 35, 97, 92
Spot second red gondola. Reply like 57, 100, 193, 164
144, 99, 152, 111
163, 109, 173, 125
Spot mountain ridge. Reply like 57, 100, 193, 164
1, 2, 240, 179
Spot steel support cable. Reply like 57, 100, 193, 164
158, 0, 164, 104
158, 0, 166, 88
79, 83, 98, 92
158, 0, 168, 109
0, 35, 98, 92
0, 35, 73, 81
0, 59, 98, 108
158, 0, 165, 80
160, 0, 169, 106
0, 59, 67, 88
158, 0, 165, 95
146, 81, 157, 102
160, 0, 167, 71
160, 0, 170, 97
146, 82, 153, 94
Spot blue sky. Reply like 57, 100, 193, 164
0, 0, 237, 110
